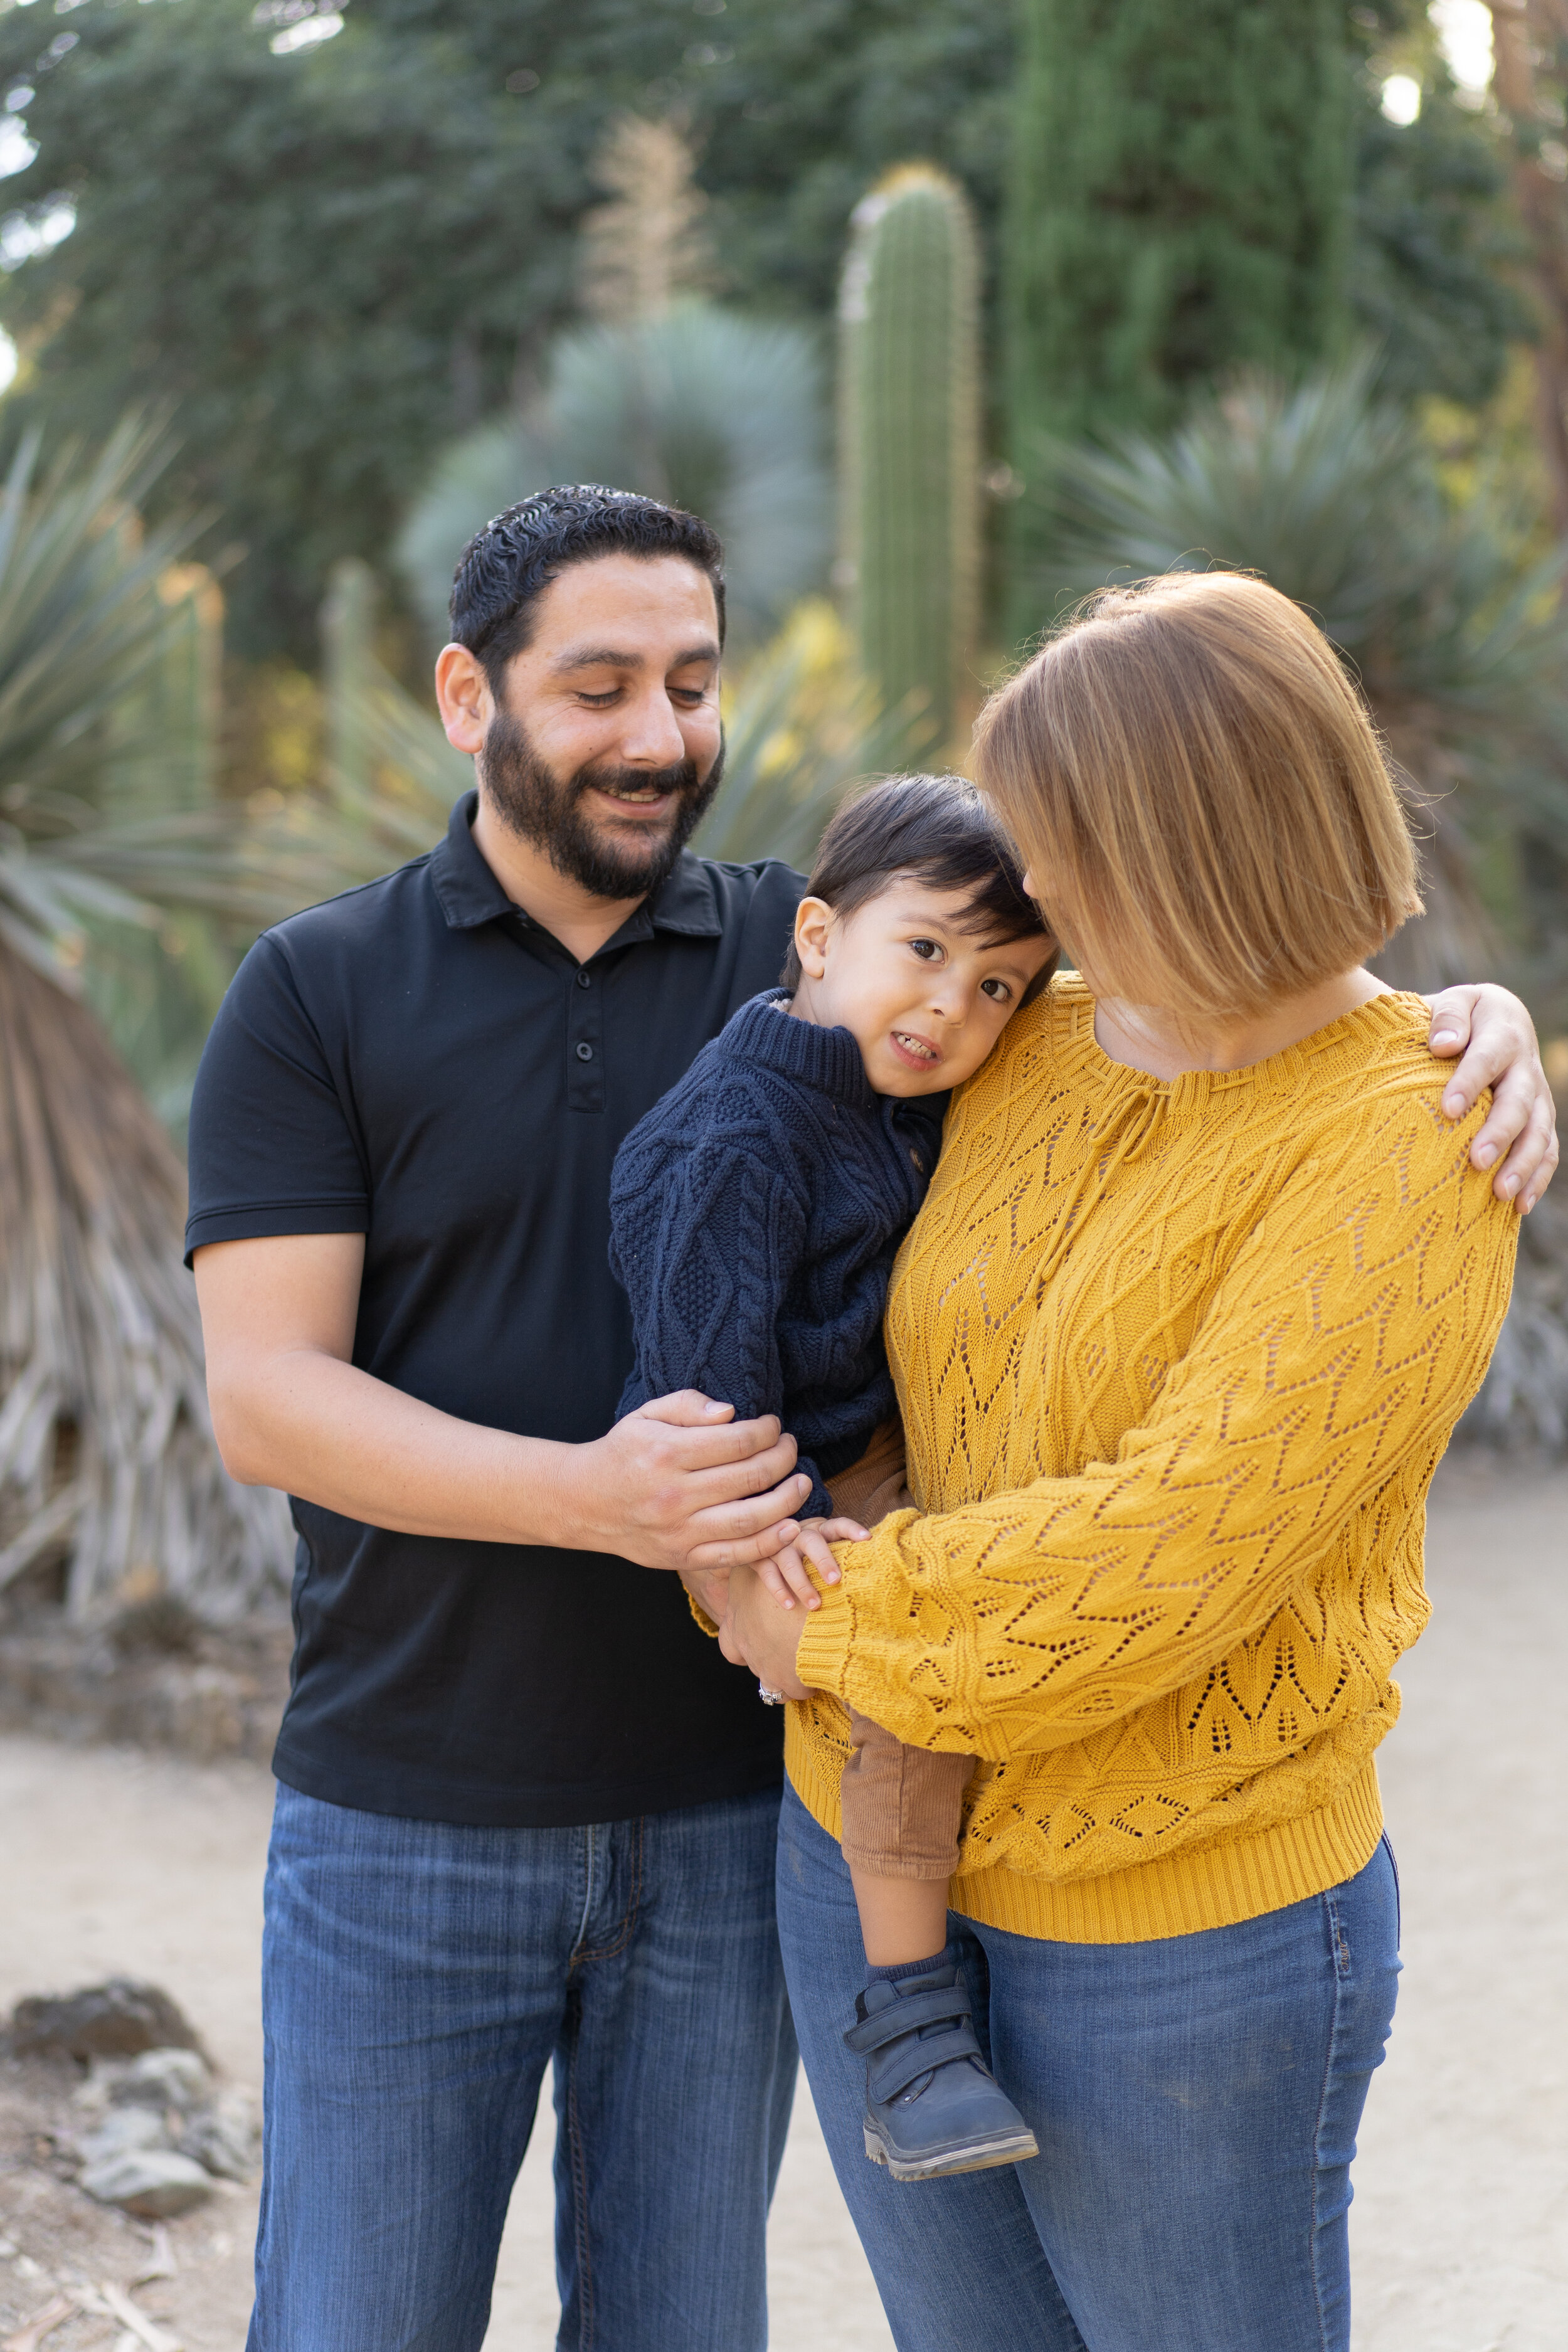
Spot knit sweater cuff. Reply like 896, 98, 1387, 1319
793, 1528, 896, 1697
687, 1591, 721, 1640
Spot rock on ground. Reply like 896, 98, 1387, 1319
76, 2146, 215, 2219
7, 1983, 207, 2067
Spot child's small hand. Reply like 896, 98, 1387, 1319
754, 1515, 868, 1612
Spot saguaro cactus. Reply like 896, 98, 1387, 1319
839, 164, 981, 750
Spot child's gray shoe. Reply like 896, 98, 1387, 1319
844, 1956, 1039, 2181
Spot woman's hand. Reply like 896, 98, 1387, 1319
718, 1561, 813, 1700
1425, 983, 1558, 1212
679, 1562, 732, 1629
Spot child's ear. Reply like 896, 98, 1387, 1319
793, 896, 835, 981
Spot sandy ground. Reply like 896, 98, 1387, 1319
0, 1460, 1562, 2351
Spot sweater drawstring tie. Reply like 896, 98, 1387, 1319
1034, 1081, 1167, 1296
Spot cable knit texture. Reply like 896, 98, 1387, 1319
609, 991, 938, 1517
789, 974, 1518, 1942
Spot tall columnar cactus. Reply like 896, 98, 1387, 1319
839, 164, 980, 751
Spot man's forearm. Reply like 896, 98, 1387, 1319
211, 1348, 578, 1545
195, 1236, 811, 1571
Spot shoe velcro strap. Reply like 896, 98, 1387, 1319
844, 1983, 973, 2055
864, 2020, 983, 2105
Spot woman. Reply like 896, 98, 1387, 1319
719, 573, 1528, 2350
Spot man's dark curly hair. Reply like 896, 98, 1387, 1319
448, 484, 727, 692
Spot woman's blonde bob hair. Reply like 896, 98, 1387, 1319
973, 571, 1422, 1023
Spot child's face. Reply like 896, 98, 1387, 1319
790, 880, 1056, 1097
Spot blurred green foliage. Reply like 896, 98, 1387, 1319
1034, 358, 1568, 1018
1005, 1, 1353, 450
1350, 7, 1534, 408
0, 0, 1540, 667
0, 0, 1008, 661
0, 418, 256, 1129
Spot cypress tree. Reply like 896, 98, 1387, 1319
1005, 1, 1354, 475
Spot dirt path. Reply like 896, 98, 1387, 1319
0, 1461, 1562, 2351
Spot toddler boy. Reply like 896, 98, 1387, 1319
609, 775, 1056, 2180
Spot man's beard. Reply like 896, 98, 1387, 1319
479, 707, 724, 901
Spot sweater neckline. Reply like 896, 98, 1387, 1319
723, 988, 876, 1109
1047, 973, 1428, 1113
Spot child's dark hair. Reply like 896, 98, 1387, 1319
781, 774, 1055, 992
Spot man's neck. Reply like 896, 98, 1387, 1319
470, 792, 647, 967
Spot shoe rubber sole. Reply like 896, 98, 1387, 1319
863, 2119, 1040, 2180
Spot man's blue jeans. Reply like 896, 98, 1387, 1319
247, 1781, 797, 2352
776, 1782, 1401, 2352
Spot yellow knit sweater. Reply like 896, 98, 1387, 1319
790, 975, 1518, 1942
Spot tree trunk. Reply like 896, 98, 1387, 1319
1488, 0, 1568, 538
0, 938, 289, 1617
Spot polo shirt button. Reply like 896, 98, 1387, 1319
576, 970, 591, 988
575, 1041, 594, 1061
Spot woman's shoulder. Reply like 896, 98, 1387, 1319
964, 980, 1448, 1108
943, 978, 1471, 1167
1273, 988, 1461, 1128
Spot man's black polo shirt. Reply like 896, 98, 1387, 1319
185, 790, 807, 1827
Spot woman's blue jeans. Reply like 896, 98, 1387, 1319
246, 1781, 797, 2352
776, 1782, 1401, 2352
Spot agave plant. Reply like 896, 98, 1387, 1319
0, 420, 290, 1618
1025, 356, 1568, 994
396, 304, 833, 655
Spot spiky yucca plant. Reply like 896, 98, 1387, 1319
697, 600, 927, 870
0, 421, 290, 1616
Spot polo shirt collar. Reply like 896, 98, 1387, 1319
428, 787, 724, 943
428, 790, 512, 930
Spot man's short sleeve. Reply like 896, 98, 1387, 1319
184, 931, 369, 1266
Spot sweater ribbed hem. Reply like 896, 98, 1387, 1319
783, 1714, 1385, 1944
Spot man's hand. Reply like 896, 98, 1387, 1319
1426, 983, 1559, 1211
559, 1392, 812, 1574
717, 1561, 813, 1700
194, 1236, 810, 1565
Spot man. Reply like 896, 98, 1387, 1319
188, 485, 1557, 2352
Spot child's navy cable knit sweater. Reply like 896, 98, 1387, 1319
608, 990, 941, 1518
